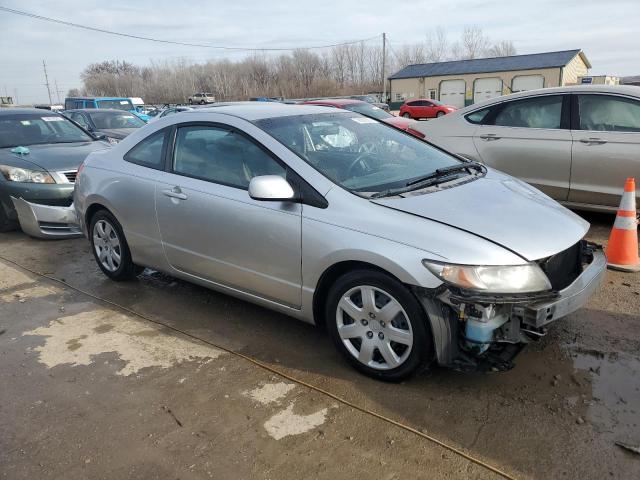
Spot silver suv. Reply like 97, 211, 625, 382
188, 92, 215, 105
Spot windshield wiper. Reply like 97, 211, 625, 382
405, 162, 483, 186
370, 162, 484, 199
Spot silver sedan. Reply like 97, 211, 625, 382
74, 104, 605, 380
414, 85, 640, 212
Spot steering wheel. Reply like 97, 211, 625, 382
346, 152, 375, 177
358, 142, 379, 155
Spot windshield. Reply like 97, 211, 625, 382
0, 113, 93, 148
96, 99, 134, 111
343, 102, 392, 120
256, 112, 460, 194
88, 111, 145, 129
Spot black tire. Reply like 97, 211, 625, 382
200, 100, 206, 105
402, 112, 411, 118
0, 204, 18, 232
89, 210, 143, 281
326, 269, 433, 381
436, 111, 445, 118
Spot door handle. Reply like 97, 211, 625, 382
162, 187, 188, 200
479, 134, 501, 141
579, 137, 607, 145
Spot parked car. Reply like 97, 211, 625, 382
64, 97, 150, 122
74, 103, 605, 381
399, 99, 457, 119
188, 93, 216, 105
148, 106, 195, 122
0, 108, 109, 237
413, 85, 640, 212
349, 95, 390, 111
301, 99, 424, 138
64, 109, 146, 144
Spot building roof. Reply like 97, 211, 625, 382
389, 50, 590, 80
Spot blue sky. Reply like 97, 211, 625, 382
0, 0, 638, 104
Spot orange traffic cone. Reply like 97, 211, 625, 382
606, 177, 640, 272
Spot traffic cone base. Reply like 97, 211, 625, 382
605, 177, 640, 272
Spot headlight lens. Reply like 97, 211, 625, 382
106, 137, 120, 145
0, 165, 55, 184
422, 261, 551, 293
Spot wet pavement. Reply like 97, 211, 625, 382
1, 211, 639, 479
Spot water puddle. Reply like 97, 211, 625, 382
570, 346, 640, 442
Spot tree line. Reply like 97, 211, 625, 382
69, 26, 516, 104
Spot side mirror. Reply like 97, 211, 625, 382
248, 175, 295, 201
92, 132, 106, 140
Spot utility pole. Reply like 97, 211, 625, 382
54, 79, 63, 104
381, 33, 387, 103
42, 60, 53, 105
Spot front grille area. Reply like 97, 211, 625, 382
62, 171, 77, 183
538, 241, 583, 291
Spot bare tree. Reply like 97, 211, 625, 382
487, 40, 517, 57
451, 25, 491, 60
425, 27, 449, 62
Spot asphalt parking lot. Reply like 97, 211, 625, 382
1, 211, 639, 480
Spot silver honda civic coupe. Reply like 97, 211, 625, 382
74, 103, 606, 381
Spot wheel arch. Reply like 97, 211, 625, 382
312, 260, 411, 330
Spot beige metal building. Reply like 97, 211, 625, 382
388, 49, 591, 108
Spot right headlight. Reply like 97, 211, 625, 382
422, 260, 552, 294
0, 165, 55, 184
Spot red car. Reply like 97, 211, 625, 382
399, 99, 457, 120
301, 99, 424, 138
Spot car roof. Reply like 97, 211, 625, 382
64, 108, 136, 114
0, 108, 64, 116
184, 102, 341, 120
459, 84, 640, 112
303, 98, 363, 107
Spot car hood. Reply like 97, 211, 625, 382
371, 169, 589, 261
97, 128, 138, 139
0, 141, 109, 172
383, 116, 416, 130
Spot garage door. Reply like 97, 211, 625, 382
439, 80, 466, 108
473, 77, 503, 103
511, 75, 544, 93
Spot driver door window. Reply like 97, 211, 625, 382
69, 113, 89, 129
172, 125, 286, 189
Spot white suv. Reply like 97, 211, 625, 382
188, 92, 215, 105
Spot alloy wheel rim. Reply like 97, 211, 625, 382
336, 285, 413, 370
93, 220, 122, 272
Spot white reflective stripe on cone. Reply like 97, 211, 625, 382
619, 191, 636, 212
613, 215, 638, 230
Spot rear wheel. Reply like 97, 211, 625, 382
402, 112, 411, 118
200, 100, 206, 105
90, 210, 142, 281
326, 269, 433, 381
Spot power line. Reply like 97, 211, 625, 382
0, 6, 380, 51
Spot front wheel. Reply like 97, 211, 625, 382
200, 100, 206, 105
90, 210, 143, 281
436, 111, 445, 118
402, 112, 411, 118
326, 270, 433, 381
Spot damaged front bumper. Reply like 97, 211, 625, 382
417, 242, 606, 372
10, 197, 82, 239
